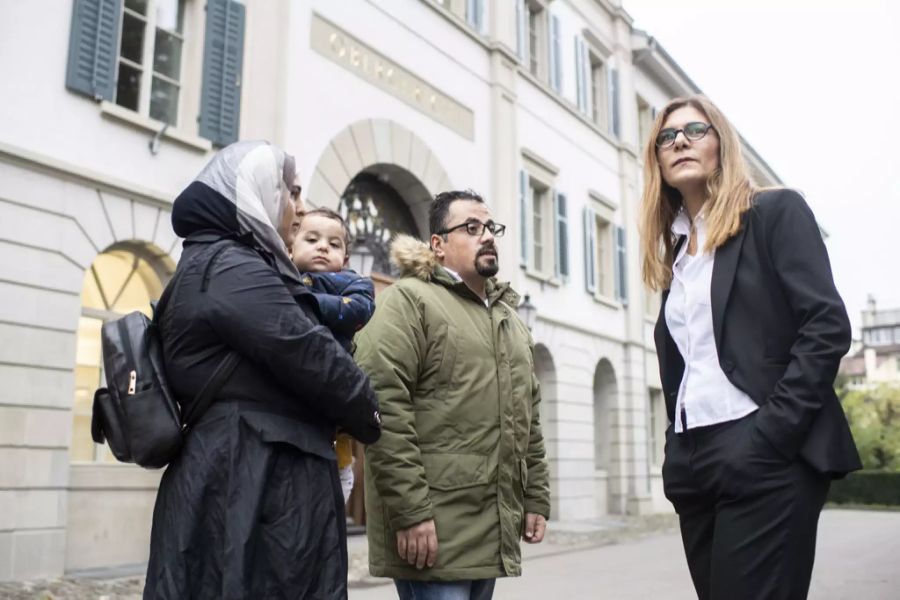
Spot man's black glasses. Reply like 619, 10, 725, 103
438, 219, 506, 238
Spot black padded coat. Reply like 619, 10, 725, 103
143, 234, 381, 600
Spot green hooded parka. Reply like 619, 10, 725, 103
355, 235, 551, 582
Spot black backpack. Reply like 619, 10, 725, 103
90, 247, 239, 469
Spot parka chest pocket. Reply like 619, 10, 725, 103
433, 331, 459, 401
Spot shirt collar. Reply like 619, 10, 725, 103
671, 208, 691, 236
442, 266, 463, 282
671, 206, 708, 237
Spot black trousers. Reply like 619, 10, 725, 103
662, 413, 830, 600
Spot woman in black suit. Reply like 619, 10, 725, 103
639, 95, 861, 600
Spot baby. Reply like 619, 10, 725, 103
290, 207, 375, 503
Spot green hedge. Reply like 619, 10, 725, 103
829, 470, 900, 506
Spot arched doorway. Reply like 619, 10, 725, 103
593, 358, 618, 515
533, 344, 559, 520
308, 120, 453, 527
338, 166, 425, 278
71, 243, 173, 463
67, 242, 174, 571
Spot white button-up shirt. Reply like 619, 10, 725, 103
665, 209, 758, 433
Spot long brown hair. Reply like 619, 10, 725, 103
639, 95, 756, 291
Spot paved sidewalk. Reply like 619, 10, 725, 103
1, 509, 896, 599
349, 509, 900, 599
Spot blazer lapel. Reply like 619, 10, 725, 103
710, 225, 748, 350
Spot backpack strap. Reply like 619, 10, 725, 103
153, 234, 243, 430
181, 350, 241, 429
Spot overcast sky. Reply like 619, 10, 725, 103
622, 0, 900, 336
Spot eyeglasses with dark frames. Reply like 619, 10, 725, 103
655, 122, 716, 149
438, 219, 506, 238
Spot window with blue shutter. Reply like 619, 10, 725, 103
515, 0, 527, 62
199, 0, 246, 146
519, 170, 529, 268
614, 225, 628, 303
583, 206, 597, 293
66, 0, 122, 102
554, 192, 569, 279
608, 67, 621, 138
466, 0, 484, 33
549, 14, 562, 93
574, 37, 585, 113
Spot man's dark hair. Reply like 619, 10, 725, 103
299, 207, 351, 249
428, 189, 485, 237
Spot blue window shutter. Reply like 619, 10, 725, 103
583, 207, 596, 293
519, 170, 529, 268
583, 42, 593, 118
549, 14, 562, 92
615, 225, 628, 303
574, 37, 584, 113
467, 0, 484, 33
199, 0, 246, 146
609, 67, 621, 138
515, 0, 527, 62
65, 0, 121, 101
555, 192, 569, 279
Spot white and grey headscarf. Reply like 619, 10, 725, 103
172, 140, 301, 284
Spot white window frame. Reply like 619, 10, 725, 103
521, 149, 560, 281
530, 178, 552, 275
115, 0, 189, 126
589, 50, 609, 130
587, 193, 618, 303
525, 1, 548, 81
637, 96, 655, 153
648, 388, 666, 468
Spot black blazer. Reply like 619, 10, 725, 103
654, 189, 861, 478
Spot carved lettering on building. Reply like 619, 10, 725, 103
311, 13, 475, 140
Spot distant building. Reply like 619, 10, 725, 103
840, 296, 900, 388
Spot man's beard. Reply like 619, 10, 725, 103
475, 248, 499, 277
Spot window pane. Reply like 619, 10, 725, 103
80, 267, 106, 311
150, 76, 180, 126
71, 317, 103, 463
120, 12, 146, 64
155, 0, 185, 33
532, 191, 543, 272
528, 9, 539, 76
125, 0, 149, 15
153, 29, 183, 80
116, 62, 142, 111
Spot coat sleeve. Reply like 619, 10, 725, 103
754, 190, 851, 459
204, 246, 381, 444
307, 272, 376, 339
354, 284, 434, 531
524, 367, 551, 519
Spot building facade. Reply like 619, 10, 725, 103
0, 0, 781, 580
840, 296, 900, 389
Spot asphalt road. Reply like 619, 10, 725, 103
349, 509, 900, 599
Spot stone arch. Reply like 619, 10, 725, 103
66, 236, 176, 572
306, 119, 453, 236
593, 358, 618, 514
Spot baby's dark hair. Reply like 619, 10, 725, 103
299, 207, 352, 250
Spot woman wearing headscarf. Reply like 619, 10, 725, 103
144, 141, 381, 599
640, 96, 860, 599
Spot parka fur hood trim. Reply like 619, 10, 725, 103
390, 234, 437, 281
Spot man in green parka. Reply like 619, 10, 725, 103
354, 190, 551, 599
